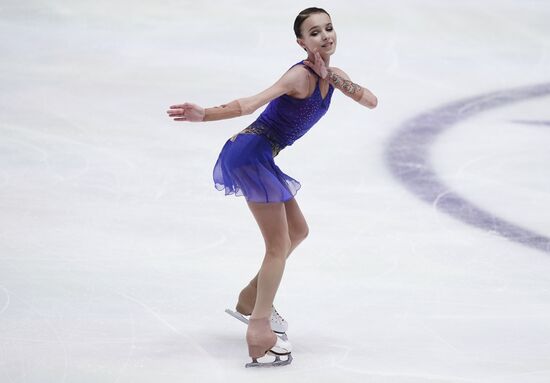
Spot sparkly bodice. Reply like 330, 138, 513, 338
254, 61, 334, 148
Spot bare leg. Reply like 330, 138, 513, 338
237, 198, 309, 315
244, 201, 292, 357
246, 201, 291, 319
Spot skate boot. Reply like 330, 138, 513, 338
245, 317, 292, 368
225, 306, 288, 338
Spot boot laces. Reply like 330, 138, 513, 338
271, 307, 286, 325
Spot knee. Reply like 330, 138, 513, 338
265, 235, 292, 259
290, 223, 309, 245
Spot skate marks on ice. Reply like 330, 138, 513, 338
385, 82, 550, 254
0, 285, 70, 383
117, 292, 224, 364
0, 286, 225, 381
0, 286, 10, 316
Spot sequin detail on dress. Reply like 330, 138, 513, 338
255, 61, 334, 148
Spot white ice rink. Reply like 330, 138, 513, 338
1, 1, 550, 382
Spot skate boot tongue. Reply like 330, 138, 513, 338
270, 306, 288, 334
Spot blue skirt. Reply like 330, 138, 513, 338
213, 127, 300, 203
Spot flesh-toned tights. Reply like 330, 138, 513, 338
237, 198, 309, 319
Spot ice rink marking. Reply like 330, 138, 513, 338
385, 82, 550, 253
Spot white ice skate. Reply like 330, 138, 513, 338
244, 317, 292, 368
225, 306, 289, 339
245, 336, 293, 368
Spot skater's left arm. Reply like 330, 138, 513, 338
327, 67, 377, 109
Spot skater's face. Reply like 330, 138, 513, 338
296, 13, 337, 57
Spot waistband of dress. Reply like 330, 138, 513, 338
240, 121, 285, 156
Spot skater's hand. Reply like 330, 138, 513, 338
167, 102, 205, 122
303, 51, 328, 79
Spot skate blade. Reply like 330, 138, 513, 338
225, 308, 288, 338
245, 353, 293, 368
225, 309, 249, 326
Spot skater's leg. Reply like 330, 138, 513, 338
247, 201, 291, 319
237, 197, 308, 315
284, 197, 309, 251
245, 201, 291, 357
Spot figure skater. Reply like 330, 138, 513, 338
166, 7, 377, 367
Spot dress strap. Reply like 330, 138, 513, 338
289, 60, 305, 69
292, 60, 319, 76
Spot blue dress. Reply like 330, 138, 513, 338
213, 61, 335, 203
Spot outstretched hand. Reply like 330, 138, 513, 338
303, 51, 328, 79
166, 102, 205, 122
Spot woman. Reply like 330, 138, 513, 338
167, 7, 377, 367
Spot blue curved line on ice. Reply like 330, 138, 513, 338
385, 83, 550, 253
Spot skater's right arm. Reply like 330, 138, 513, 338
166, 66, 309, 122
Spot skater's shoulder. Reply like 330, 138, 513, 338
283, 62, 311, 80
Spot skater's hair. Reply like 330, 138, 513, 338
293, 7, 331, 38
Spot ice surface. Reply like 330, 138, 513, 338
1, 1, 550, 382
